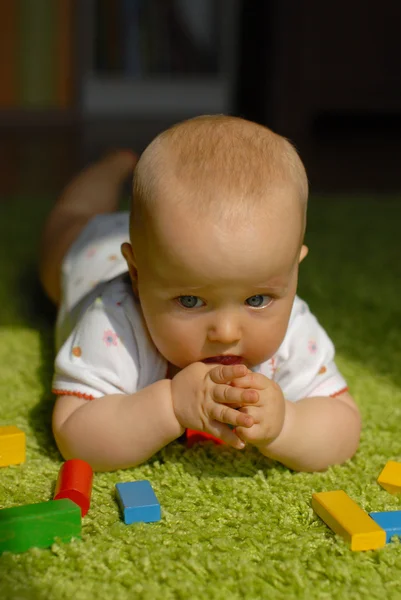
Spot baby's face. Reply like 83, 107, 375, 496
124, 190, 307, 370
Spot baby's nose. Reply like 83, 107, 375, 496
207, 314, 241, 344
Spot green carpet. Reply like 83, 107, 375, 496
1, 194, 401, 600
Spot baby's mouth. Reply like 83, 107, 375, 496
202, 355, 244, 365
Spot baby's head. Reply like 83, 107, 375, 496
121, 115, 309, 369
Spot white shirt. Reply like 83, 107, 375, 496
52, 273, 348, 401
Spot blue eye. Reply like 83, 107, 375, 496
176, 294, 273, 309
246, 295, 272, 308
177, 296, 203, 309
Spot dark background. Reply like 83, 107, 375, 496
237, 0, 401, 194
0, 0, 400, 198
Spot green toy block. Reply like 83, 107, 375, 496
0, 499, 81, 554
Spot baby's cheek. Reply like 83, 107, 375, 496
143, 310, 173, 343
154, 322, 198, 364
142, 316, 175, 357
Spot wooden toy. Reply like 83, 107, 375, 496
0, 426, 26, 467
369, 510, 401, 543
0, 499, 81, 554
186, 429, 225, 447
115, 480, 161, 524
377, 461, 401, 494
54, 459, 93, 517
312, 490, 386, 551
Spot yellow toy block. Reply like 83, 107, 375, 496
377, 461, 401, 494
312, 490, 386, 551
0, 426, 26, 467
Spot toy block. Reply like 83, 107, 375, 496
0, 499, 81, 554
115, 480, 161, 524
54, 459, 93, 517
369, 511, 401, 543
377, 461, 401, 494
0, 426, 26, 467
186, 429, 225, 448
312, 490, 386, 551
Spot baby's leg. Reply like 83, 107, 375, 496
38, 150, 137, 306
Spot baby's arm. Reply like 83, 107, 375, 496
52, 379, 184, 472
252, 298, 362, 471
261, 391, 361, 472
53, 362, 256, 472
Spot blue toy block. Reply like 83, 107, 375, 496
115, 480, 161, 524
369, 511, 401, 543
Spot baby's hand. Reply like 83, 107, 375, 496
171, 362, 258, 449
229, 371, 286, 448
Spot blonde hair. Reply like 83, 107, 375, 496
130, 115, 308, 241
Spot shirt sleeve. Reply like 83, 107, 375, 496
273, 298, 348, 402
52, 296, 140, 400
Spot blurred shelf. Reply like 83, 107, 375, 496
0, 0, 240, 123
82, 76, 230, 115
80, 0, 240, 116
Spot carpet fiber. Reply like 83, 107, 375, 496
0, 194, 401, 600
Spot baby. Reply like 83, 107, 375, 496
39, 115, 361, 473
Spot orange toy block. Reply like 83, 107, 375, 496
186, 429, 226, 448
377, 461, 401, 494
0, 426, 26, 467
312, 490, 386, 551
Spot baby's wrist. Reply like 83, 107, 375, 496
258, 400, 295, 457
158, 379, 185, 441
149, 379, 185, 445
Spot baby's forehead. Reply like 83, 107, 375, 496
149, 249, 296, 295
143, 204, 301, 286
154, 171, 302, 217
160, 182, 302, 236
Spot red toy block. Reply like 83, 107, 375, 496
186, 429, 226, 448
54, 459, 93, 517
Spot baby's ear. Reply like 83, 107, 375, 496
121, 242, 139, 295
121, 242, 135, 268
299, 244, 309, 263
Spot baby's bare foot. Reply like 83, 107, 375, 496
100, 149, 138, 175
59, 149, 138, 216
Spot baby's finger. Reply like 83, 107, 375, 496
233, 408, 261, 445
229, 372, 269, 390
210, 402, 254, 429
235, 423, 262, 445
208, 421, 247, 450
213, 384, 259, 406
208, 364, 249, 384
239, 405, 261, 424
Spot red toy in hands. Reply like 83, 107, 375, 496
186, 429, 226, 448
